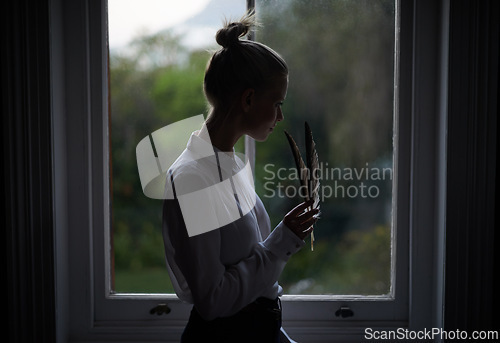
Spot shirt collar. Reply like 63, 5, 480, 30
186, 130, 237, 174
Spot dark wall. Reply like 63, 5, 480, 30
1, 0, 56, 342
445, 0, 499, 333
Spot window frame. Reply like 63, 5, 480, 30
56, 0, 448, 341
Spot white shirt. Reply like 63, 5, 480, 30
162, 131, 304, 321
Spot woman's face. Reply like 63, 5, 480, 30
243, 75, 288, 141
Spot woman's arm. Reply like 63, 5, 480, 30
163, 196, 305, 321
163, 162, 318, 320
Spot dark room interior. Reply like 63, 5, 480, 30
3, 0, 498, 342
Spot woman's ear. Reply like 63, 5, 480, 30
241, 88, 255, 113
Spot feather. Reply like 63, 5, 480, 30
305, 122, 320, 211
305, 122, 320, 251
284, 130, 309, 201
284, 124, 321, 251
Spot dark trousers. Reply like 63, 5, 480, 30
181, 298, 282, 343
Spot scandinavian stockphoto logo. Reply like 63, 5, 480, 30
262, 162, 393, 201
136, 114, 256, 237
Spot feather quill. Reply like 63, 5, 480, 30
284, 130, 309, 200
305, 122, 320, 210
284, 123, 320, 251
305, 122, 320, 251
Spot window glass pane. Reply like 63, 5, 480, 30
108, 0, 247, 293
255, 0, 396, 295
108, 0, 395, 297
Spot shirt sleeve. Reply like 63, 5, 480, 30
162, 171, 305, 321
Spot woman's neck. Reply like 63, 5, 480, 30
204, 109, 243, 151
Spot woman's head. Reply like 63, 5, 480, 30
204, 13, 288, 133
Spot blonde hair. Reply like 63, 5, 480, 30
204, 13, 288, 129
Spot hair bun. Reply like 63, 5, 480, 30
215, 14, 254, 48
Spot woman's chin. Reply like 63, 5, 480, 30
253, 133, 271, 142
247, 127, 275, 142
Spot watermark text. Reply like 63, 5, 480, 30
365, 327, 498, 341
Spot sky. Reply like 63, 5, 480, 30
107, 0, 246, 50
108, 0, 211, 49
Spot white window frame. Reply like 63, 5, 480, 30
53, 0, 449, 341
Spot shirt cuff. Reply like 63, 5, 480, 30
262, 221, 305, 261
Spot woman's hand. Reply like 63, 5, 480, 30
283, 199, 319, 240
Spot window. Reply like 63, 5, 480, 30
60, 0, 448, 341
109, 0, 395, 297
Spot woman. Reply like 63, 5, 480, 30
162, 14, 318, 343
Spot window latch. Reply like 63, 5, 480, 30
150, 303, 171, 316
335, 306, 354, 318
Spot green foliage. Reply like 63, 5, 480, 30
279, 225, 391, 295
336, 225, 392, 294
152, 54, 207, 122
258, 0, 395, 167
114, 268, 175, 293
110, 30, 209, 293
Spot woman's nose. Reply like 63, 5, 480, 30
277, 107, 284, 121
